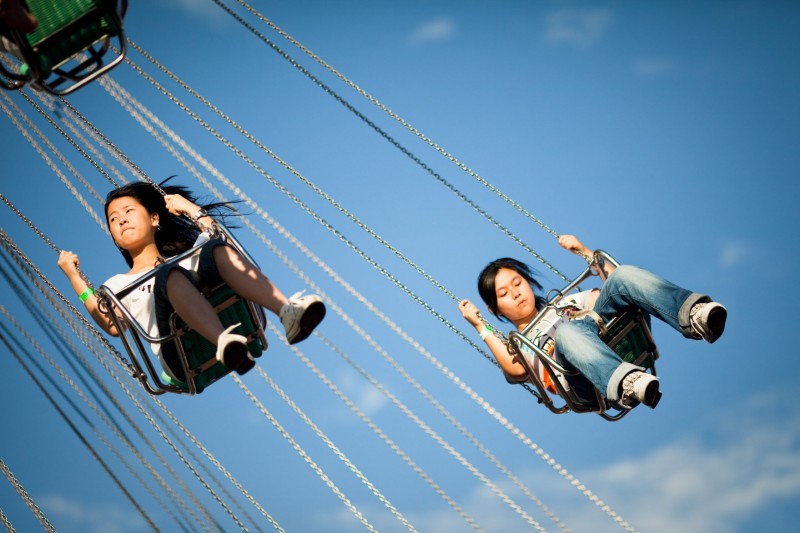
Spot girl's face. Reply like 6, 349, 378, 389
493, 267, 538, 326
106, 196, 159, 252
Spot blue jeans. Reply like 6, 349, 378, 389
553, 265, 708, 401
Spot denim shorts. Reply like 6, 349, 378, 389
153, 238, 233, 382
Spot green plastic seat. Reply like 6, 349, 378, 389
167, 285, 266, 394
99, 225, 268, 396
0, 0, 126, 94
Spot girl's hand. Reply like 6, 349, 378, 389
558, 234, 592, 257
58, 250, 81, 277
163, 194, 198, 217
458, 299, 484, 328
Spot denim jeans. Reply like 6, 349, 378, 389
553, 265, 708, 401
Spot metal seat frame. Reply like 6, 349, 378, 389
99, 225, 268, 395
507, 250, 659, 421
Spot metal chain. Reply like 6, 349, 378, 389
235, 373, 371, 532
213, 0, 569, 281
1, 91, 104, 203
0, 318, 180, 532
307, 333, 547, 531
0, 459, 56, 533
55, 97, 165, 195
0, 332, 159, 532
147, 392, 284, 532
0, 232, 262, 530
37, 92, 132, 186
0, 506, 15, 533
0, 300, 205, 531
115, 46, 523, 387
97, 80, 566, 529
0, 96, 109, 241
232, 0, 563, 237
13, 89, 121, 189
0, 227, 133, 371
0, 245, 225, 531
101, 50, 633, 531
256, 332, 418, 532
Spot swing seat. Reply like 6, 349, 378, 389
507, 250, 659, 421
99, 225, 268, 395
0, 0, 126, 95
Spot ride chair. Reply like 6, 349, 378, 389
99, 225, 267, 395
507, 250, 659, 421
0, 0, 127, 95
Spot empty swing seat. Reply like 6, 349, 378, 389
0, 0, 127, 95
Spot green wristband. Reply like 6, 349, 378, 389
80, 288, 95, 303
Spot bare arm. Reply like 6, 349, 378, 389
558, 234, 616, 278
58, 251, 120, 336
458, 299, 528, 380
163, 194, 214, 230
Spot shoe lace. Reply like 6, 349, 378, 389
287, 290, 306, 304
689, 302, 707, 337
619, 372, 642, 408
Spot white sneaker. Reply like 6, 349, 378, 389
690, 301, 727, 343
216, 323, 255, 375
280, 291, 326, 345
619, 371, 661, 409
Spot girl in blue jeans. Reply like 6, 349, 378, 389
459, 235, 727, 409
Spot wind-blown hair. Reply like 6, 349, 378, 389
104, 178, 237, 267
477, 257, 547, 322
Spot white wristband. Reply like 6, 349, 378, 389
479, 327, 492, 340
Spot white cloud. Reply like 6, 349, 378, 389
719, 240, 750, 268
408, 18, 456, 46
544, 392, 800, 532
41, 494, 149, 533
543, 9, 613, 49
397, 391, 800, 532
167, 0, 231, 26
634, 58, 678, 77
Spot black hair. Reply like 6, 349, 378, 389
104, 177, 238, 267
477, 257, 547, 322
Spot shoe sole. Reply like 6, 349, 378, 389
643, 380, 662, 409
287, 301, 326, 345
705, 306, 727, 344
221, 341, 256, 375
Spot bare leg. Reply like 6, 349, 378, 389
213, 246, 288, 316
166, 270, 225, 343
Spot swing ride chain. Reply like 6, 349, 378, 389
0, 228, 135, 375
0, 459, 56, 533
229, 0, 568, 268
212, 0, 569, 283
0, 506, 14, 533
54, 97, 168, 197
91, 79, 563, 532
0, 91, 104, 205
0, 192, 94, 288
13, 90, 121, 190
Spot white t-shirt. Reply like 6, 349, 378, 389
102, 233, 211, 356
509, 289, 595, 394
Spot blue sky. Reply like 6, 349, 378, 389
1, 1, 799, 531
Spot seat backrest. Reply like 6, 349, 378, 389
168, 284, 266, 394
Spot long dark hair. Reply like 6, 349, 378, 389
477, 257, 547, 322
104, 178, 237, 267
